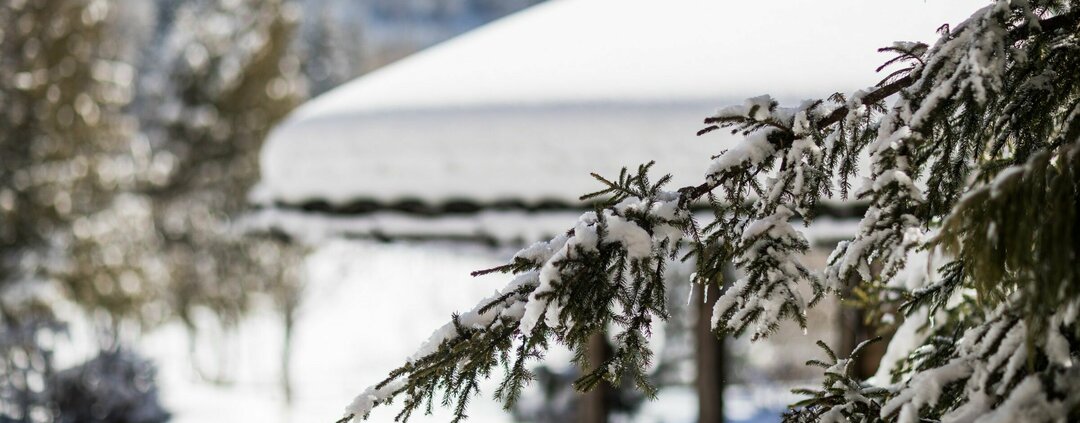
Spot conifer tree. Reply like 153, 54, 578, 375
1, 0, 310, 418
0, 1, 171, 422
0, 1, 146, 420
0, 0, 140, 317
142, 0, 308, 391
334, 1, 1080, 422
144, 0, 304, 329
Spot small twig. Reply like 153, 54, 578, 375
470, 263, 515, 277
335, 414, 354, 423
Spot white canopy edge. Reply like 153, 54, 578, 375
257, 0, 989, 207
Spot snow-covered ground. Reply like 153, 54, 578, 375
49, 239, 830, 423
142, 240, 511, 423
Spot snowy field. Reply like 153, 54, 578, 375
51, 239, 824, 423
144, 240, 512, 423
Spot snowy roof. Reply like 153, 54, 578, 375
256, 0, 986, 210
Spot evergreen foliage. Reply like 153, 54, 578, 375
338, 1, 1080, 422
139, 0, 309, 392
0, 0, 135, 313
143, 0, 307, 338
1, 0, 309, 417
783, 338, 890, 422
1, 1, 140, 420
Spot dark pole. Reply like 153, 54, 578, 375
696, 267, 731, 423
579, 332, 612, 423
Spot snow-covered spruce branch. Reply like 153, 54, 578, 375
785, 295, 1080, 423
339, 164, 694, 422
787, 2, 1080, 421
337, 4, 1079, 422
784, 338, 891, 423
932, 142, 1080, 329
335, 79, 911, 423
880, 298, 1080, 423
826, 3, 1080, 290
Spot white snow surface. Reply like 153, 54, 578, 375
257, 0, 988, 206
144, 241, 515, 423
38, 239, 828, 423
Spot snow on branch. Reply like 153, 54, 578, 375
710, 205, 823, 340
881, 298, 1079, 423
340, 163, 693, 422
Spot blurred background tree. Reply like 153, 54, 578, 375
1, 1, 148, 420
138, 0, 307, 387
1, 0, 547, 419
1, 0, 310, 418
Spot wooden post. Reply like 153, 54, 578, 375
281, 301, 295, 404
837, 303, 888, 380
578, 332, 612, 423
837, 263, 889, 380
696, 269, 729, 423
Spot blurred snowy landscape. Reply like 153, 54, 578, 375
107, 240, 805, 423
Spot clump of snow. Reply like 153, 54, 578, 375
706, 129, 778, 178
515, 234, 571, 263
886, 360, 974, 422
408, 271, 540, 363
605, 215, 654, 259
713, 95, 777, 121
346, 378, 408, 419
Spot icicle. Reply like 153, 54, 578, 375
685, 272, 700, 306
703, 283, 709, 304
686, 280, 695, 306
